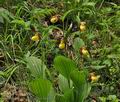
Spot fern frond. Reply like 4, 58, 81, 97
31, 8, 56, 18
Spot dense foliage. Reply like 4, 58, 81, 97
0, 0, 120, 102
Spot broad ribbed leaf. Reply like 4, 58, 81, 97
29, 78, 52, 102
47, 88, 55, 102
70, 70, 86, 89
54, 55, 76, 79
70, 70, 91, 102
55, 89, 74, 102
64, 89, 74, 102
58, 74, 73, 92
55, 94, 65, 102
25, 56, 46, 78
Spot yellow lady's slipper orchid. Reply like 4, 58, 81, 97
91, 75, 100, 83
31, 32, 40, 41
59, 39, 65, 49
81, 47, 90, 58
89, 72, 100, 82
50, 15, 59, 23
59, 43, 65, 49
80, 22, 86, 32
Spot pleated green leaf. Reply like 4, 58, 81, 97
55, 89, 74, 102
70, 70, 91, 102
54, 55, 76, 79
29, 78, 53, 102
63, 89, 74, 102
55, 94, 65, 102
58, 74, 73, 92
25, 56, 46, 78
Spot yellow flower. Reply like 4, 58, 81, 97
31, 32, 40, 41
89, 72, 100, 82
81, 47, 90, 58
91, 75, 100, 83
59, 43, 65, 49
59, 39, 65, 49
80, 22, 86, 32
50, 15, 59, 23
